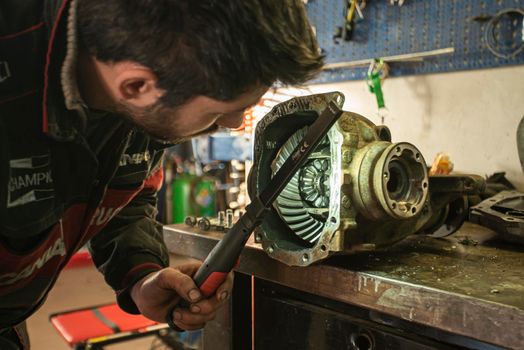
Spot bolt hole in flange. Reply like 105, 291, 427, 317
351, 331, 375, 350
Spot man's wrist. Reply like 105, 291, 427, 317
130, 270, 156, 304
117, 264, 164, 314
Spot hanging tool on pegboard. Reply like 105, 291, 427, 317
333, 0, 364, 43
366, 58, 389, 125
482, 8, 524, 59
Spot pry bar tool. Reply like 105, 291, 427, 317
167, 97, 343, 329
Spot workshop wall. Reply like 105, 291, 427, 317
305, 65, 524, 189
307, 0, 524, 82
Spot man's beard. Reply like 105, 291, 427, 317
115, 100, 219, 143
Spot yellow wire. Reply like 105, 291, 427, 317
347, 0, 356, 22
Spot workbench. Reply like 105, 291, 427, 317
163, 222, 524, 350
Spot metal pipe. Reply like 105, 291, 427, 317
322, 47, 455, 70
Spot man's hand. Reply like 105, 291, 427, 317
130, 262, 234, 331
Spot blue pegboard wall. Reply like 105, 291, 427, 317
306, 0, 524, 83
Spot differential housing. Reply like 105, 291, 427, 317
249, 92, 484, 266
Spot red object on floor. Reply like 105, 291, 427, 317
65, 250, 93, 269
50, 303, 168, 348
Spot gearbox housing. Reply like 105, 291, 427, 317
249, 92, 484, 266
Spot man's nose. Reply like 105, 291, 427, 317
216, 111, 245, 128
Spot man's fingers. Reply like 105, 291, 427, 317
176, 262, 202, 277
166, 265, 232, 305
215, 271, 234, 302
172, 307, 217, 328
190, 298, 218, 315
159, 266, 234, 332
157, 268, 202, 304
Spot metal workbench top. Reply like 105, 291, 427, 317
163, 222, 524, 349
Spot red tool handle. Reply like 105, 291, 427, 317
196, 257, 240, 297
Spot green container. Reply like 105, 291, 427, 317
172, 175, 216, 223
193, 177, 216, 217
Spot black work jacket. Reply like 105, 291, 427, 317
0, 0, 170, 327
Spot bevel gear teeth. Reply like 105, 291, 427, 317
272, 127, 331, 244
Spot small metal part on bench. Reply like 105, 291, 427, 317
185, 216, 198, 227
198, 217, 211, 231
470, 190, 524, 244
218, 211, 225, 227
190, 212, 232, 232
225, 209, 234, 229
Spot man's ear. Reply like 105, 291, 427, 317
114, 65, 165, 108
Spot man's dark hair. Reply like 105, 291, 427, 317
77, 0, 324, 107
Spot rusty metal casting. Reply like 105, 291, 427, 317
249, 92, 484, 266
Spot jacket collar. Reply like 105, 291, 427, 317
60, 0, 85, 113
42, 0, 86, 141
